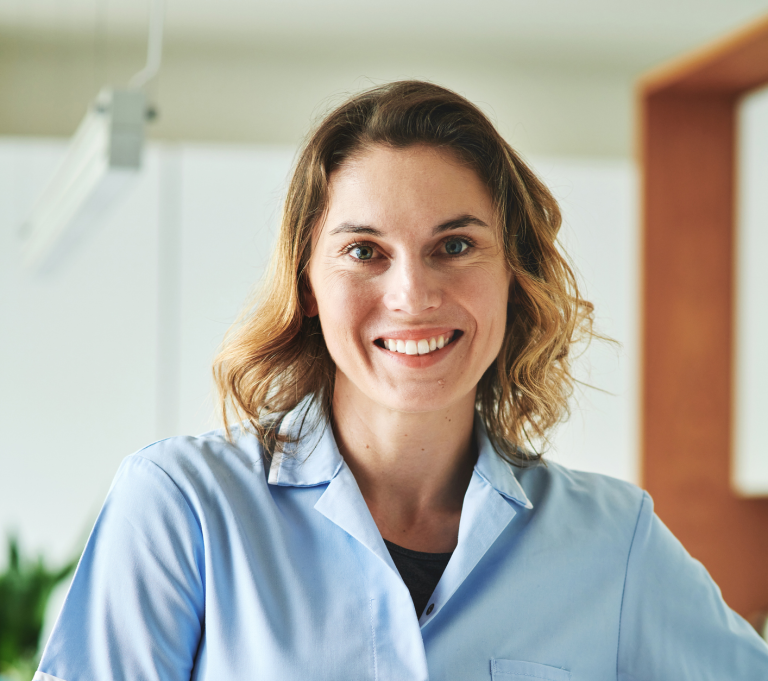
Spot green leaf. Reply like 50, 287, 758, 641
0, 534, 78, 670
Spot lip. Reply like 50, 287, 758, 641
372, 327, 457, 342
373, 330, 462, 367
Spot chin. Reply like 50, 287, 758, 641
375, 383, 471, 415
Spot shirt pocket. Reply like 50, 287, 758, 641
491, 659, 571, 681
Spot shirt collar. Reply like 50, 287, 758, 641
267, 404, 344, 487
471, 413, 533, 509
267, 404, 534, 510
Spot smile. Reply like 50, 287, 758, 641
374, 331, 458, 356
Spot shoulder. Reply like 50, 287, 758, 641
130, 425, 266, 475
515, 459, 647, 543
112, 426, 270, 514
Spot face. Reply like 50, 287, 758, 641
306, 144, 512, 415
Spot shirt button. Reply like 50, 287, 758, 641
426, 603, 434, 615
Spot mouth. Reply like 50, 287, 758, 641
373, 330, 462, 356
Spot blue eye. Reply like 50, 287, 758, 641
351, 244, 375, 260
444, 238, 468, 255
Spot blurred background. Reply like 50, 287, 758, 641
2, 0, 768, 671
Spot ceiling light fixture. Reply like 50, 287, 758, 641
21, 0, 166, 274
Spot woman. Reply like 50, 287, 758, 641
35, 81, 768, 681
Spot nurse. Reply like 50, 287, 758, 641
36, 81, 768, 680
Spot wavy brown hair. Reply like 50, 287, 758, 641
214, 80, 597, 466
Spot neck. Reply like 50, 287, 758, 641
331, 373, 477, 552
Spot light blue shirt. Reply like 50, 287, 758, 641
36, 409, 768, 681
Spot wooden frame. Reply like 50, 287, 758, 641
639, 15, 768, 617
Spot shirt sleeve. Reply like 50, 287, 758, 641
617, 492, 768, 680
36, 454, 206, 681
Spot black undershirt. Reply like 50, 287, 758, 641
384, 539, 453, 617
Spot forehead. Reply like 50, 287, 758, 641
319, 144, 496, 236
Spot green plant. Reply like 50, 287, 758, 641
0, 535, 76, 679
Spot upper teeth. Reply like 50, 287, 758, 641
384, 333, 453, 355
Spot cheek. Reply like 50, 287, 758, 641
457, 268, 510, 329
314, 275, 375, 348
483, 295, 510, 354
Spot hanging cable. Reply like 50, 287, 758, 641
128, 0, 166, 89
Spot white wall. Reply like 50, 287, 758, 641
0, 139, 639, 572
534, 157, 639, 483
175, 145, 296, 436
733, 84, 768, 496
0, 138, 160, 567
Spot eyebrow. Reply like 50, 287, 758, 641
433, 214, 490, 234
328, 214, 489, 237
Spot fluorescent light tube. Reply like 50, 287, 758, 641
22, 88, 146, 273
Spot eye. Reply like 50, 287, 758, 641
349, 244, 375, 260
444, 238, 469, 256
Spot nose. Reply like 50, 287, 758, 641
382, 255, 442, 315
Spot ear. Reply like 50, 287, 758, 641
302, 280, 319, 317
508, 274, 518, 304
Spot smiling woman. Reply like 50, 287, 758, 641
33, 81, 768, 681
215, 82, 592, 472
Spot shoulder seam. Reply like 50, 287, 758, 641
128, 454, 207, 593
128, 455, 206, 544
616, 490, 649, 681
